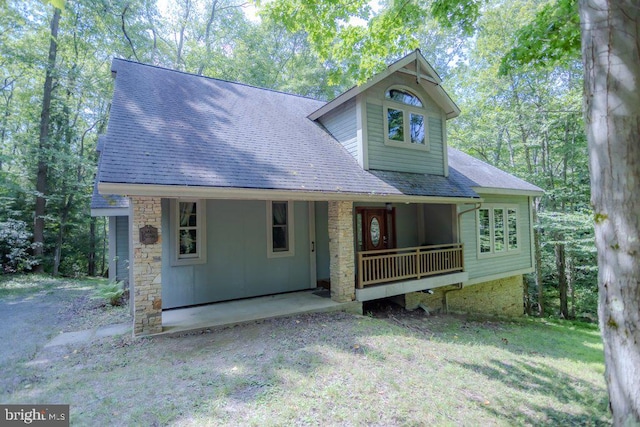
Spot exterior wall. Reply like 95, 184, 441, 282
328, 201, 355, 302
460, 194, 534, 281
115, 216, 129, 283
422, 204, 456, 245
315, 201, 330, 281
162, 199, 312, 309
404, 274, 524, 317
364, 72, 446, 175
131, 196, 163, 335
318, 98, 358, 159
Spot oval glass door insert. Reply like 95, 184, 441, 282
370, 217, 381, 247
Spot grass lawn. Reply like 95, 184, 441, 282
0, 275, 610, 426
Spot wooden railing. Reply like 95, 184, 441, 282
357, 243, 464, 289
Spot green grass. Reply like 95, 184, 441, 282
0, 277, 610, 426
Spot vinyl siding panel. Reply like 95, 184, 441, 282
162, 199, 311, 308
115, 216, 129, 282
366, 103, 445, 175
318, 98, 358, 159
460, 195, 533, 281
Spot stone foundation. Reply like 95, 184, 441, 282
328, 201, 355, 303
131, 196, 163, 335
402, 275, 524, 317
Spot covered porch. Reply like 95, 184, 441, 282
158, 290, 362, 335
355, 243, 468, 301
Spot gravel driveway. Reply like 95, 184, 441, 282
0, 276, 130, 395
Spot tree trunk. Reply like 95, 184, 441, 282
555, 242, 568, 318
579, 0, 640, 423
532, 199, 544, 316
33, 7, 61, 273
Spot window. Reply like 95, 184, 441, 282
267, 201, 295, 257
477, 205, 519, 257
383, 87, 428, 149
172, 199, 206, 265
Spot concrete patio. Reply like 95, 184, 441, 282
158, 289, 363, 335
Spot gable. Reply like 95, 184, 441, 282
363, 72, 448, 175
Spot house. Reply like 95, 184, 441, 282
92, 50, 543, 336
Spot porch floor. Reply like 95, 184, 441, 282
158, 289, 363, 335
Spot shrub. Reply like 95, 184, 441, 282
92, 280, 125, 306
0, 219, 38, 273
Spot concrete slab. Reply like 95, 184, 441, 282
45, 323, 131, 347
95, 323, 131, 338
45, 330, 94, 347
159, 290, 362, 335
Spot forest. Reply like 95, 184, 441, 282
0, 0, 595, 318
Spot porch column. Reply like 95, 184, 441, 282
328, 201, 355, 302
131, 196, 163, 335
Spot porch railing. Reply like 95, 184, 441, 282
357, 243, 464, 289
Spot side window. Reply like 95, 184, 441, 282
172, 199, 207, 265
267, 201, 295, 257
178, 201, 198, 258
508, 208, 519, 250
477, 205, 519, 257
478, 208, 491, 254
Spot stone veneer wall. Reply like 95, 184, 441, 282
328, 201, 355, 302
404, 275, 524, 317
131, 196, 163, 335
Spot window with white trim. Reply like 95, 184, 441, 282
267, 201, 295, 257
383, 87, 428, 149
477, 205, 519, 257
172, 199, 207, 265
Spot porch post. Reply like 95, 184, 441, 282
130, 196, 163, 335
328, 201, 355, 302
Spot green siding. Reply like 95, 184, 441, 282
366, 103, 445, 175
162, 199, 311, 308
318, 98, 358, 159
460, 195, 533, 281
115, 216, 129, 282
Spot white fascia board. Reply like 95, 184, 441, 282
98, 182, 482, 205
472, 187, 544, 197
91, 207, 130, 217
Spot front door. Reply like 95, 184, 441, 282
358, 207, 396, 251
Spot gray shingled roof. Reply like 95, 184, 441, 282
97, 59, 539, 200
369, 169, 478, 198
99, 59, 404, 195
448, 148, 543, 193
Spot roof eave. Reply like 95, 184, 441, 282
98, 182, 482, 205
473, 187, 544, 197
91, 207, 130, 217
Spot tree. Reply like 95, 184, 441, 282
33, 5, 61, 273
579, 1, 640, 423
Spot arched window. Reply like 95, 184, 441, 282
385, 89, 423, 107
383, 86, 427, 147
